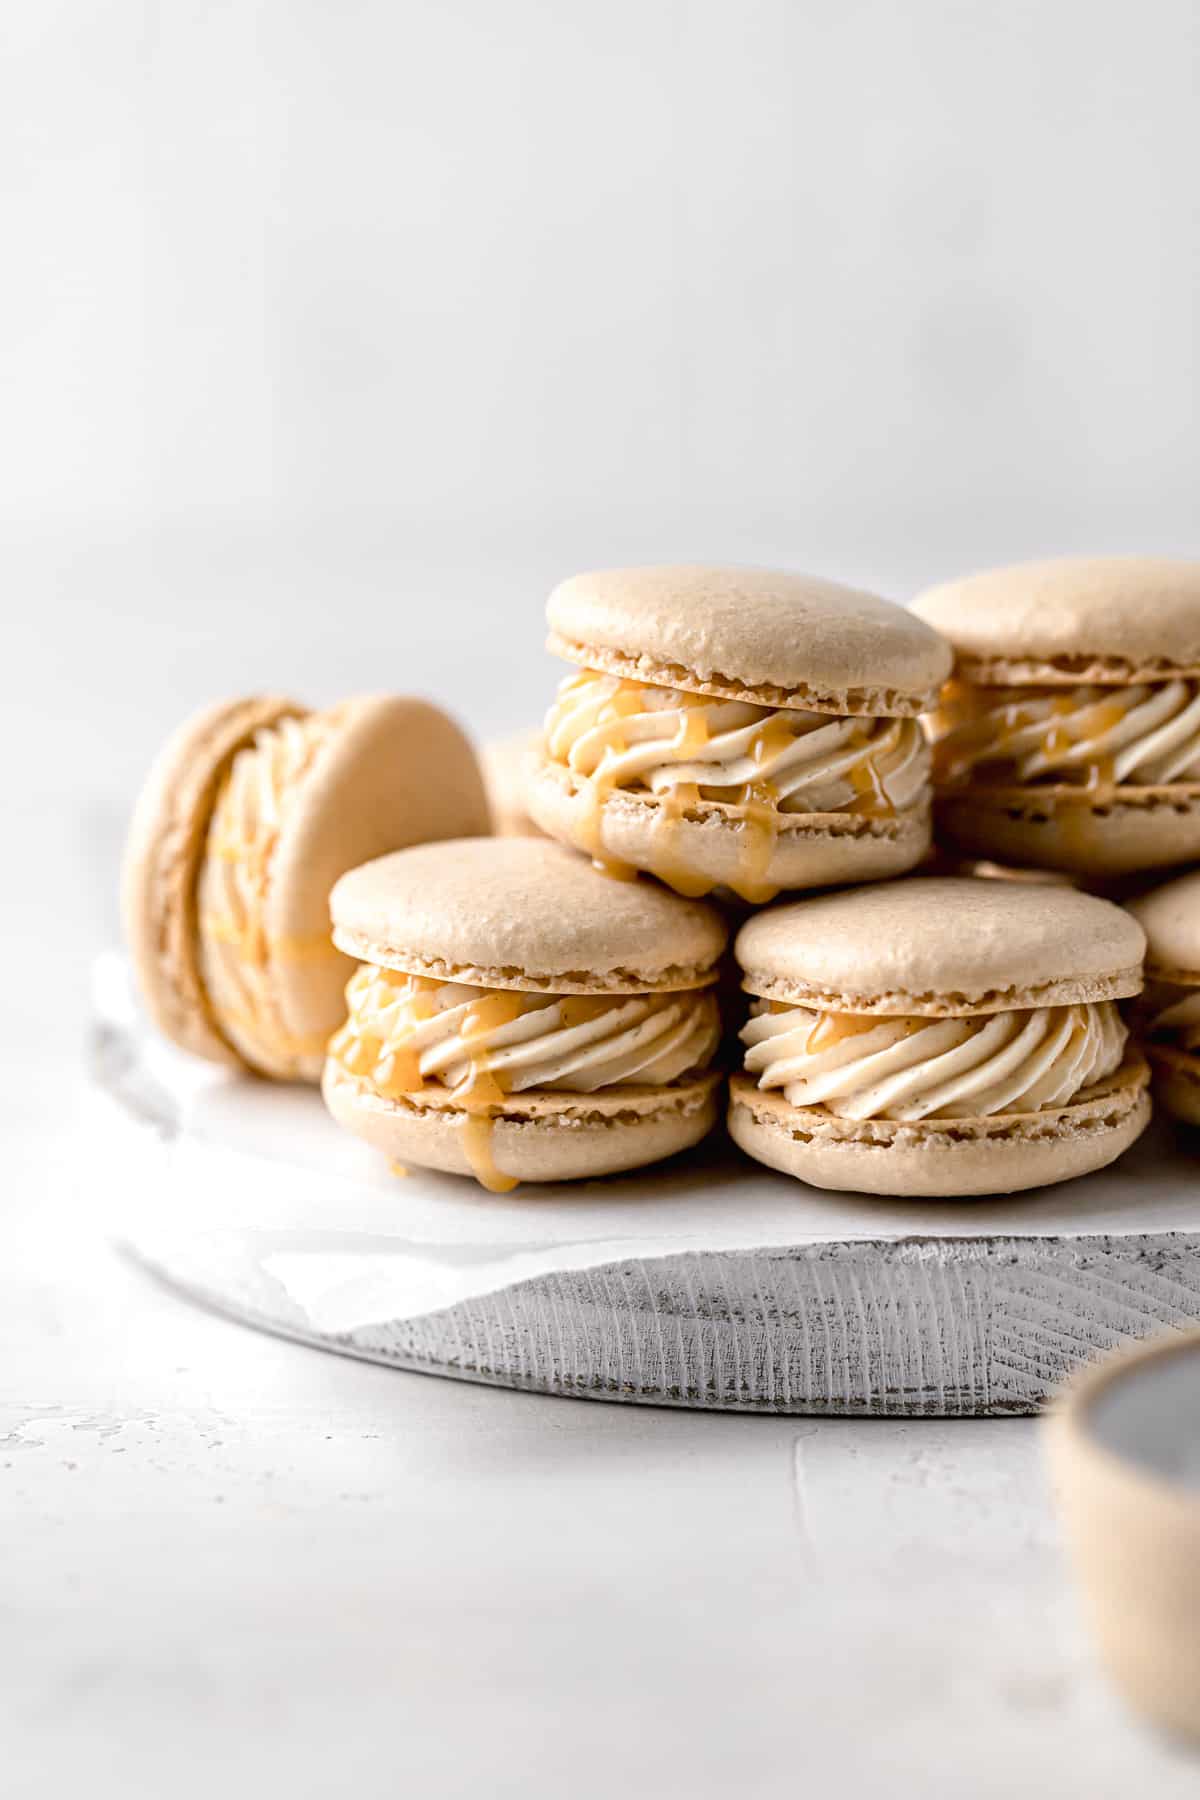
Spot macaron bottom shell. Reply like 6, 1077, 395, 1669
528, 756, 931, 903
727, 1057, 1151, 1198
935, 788, 1200, 877
322, 1062, 722, 1190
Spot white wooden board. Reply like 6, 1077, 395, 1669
90, 954, 1200, 1416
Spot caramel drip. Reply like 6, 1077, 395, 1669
804, 1011, 890, 1054
650, 782, 713, 897
932, 683, 1137, 794
575, 680, 643, 883
723, 717, 795, 903
455, 992, 524, 1194
460, 1114, 518, 1194
728, 782, 778, 904
330, 969, 438, 1096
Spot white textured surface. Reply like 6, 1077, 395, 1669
4, 815, 1199, 1795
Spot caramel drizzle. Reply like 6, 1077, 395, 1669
573, 679, 642, 883
801, 1010, 923, 1054
929, 682, 1133, 798
557, 674, 913, 903
329, 972, 525, 1194
454, 992, 523, 1194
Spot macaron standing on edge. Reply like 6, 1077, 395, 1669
728, 878, 1151, 1196
121, 694, 491, 1082
1127, 869, 1200, 1125
527, 565, 953, 904
322, 837, 728, 1191
914, 557, 1200, 876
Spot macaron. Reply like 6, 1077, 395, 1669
913, 557, 1200, 875
322, 837, 727, 1191
480, 729, 545, 838
728, 877, 1150, 1196
526, 565, 953, 903
1126, 870, 1200, 1125
121, 694, 490, 1082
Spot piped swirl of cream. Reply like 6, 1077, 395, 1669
197, 713, 340, 1077
545, 671, 930, 817
740, 1000, 1128, 1121
329, 965, 721, 1100
927, 679, 1200, 791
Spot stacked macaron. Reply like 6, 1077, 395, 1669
912, 558, 1200, 878
322, 839, 727, 1190
527, 565, 951, 902
905, 555, 1200, 1162
123, 553, 1198, 1201
728, 879, 1150, 1195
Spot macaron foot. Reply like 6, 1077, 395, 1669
727, 1060, 1152, 1198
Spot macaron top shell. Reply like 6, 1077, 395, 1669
1127, 871, 1200, 983
330, 837, 728, 993
121, 693, 303, 1064
735, 877, 1146, 1015
547, 565, 953, 716
912, 557, 1200, 684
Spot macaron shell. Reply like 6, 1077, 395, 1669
322, 1062, 721, 1184
329, 837, 728, 993
262, 697, 491, 1058
1127, 869, 1200, 980
1146, 1047, 1200, 1127
527, 754, 931, 901
728, 1059, 1151, 1197
912, 557, 1200, 683
547, 565, 953, 715
935, 789, 1200, 879
120, 693, 304, 1065
481, 729, 545, 838
735, 877, 1146, 1014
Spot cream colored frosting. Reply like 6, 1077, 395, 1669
543, 671, 930, 816
329, 965, 721, 1100
928, 679, 1200, 789
197, 713, 339, 1077
740, 999, 1128, 1121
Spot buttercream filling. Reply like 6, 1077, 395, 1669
546, 671, 930, 814
740, 999, 1128, 1122
1142, 984, 1200, 1055
196, 712, 340, 1075
328, 965, 721, 1101
927, 678, 1200, 793
540, 670, 930, 900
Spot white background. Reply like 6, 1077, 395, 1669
4, 8, 1200, 1792
5, 1, 1200, 846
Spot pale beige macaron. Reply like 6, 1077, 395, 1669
321, 837, 727, 1191
1126, 869, 1200, 1125
729, 877, 1150, 1197
913, 557, 1200, 875
480, 729, 545, 838
526, 565, 952, 904
121, 694, 490, 1082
